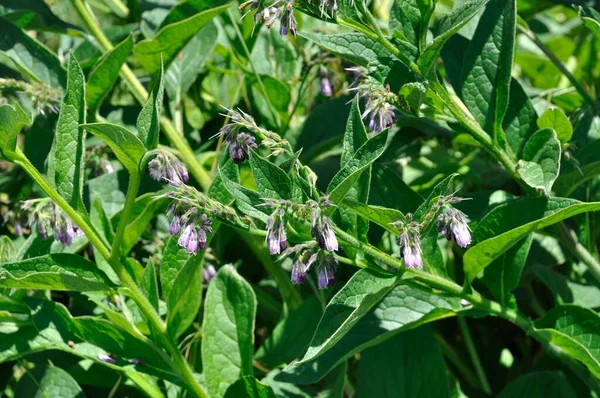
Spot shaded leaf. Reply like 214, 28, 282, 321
517, 128, 561, 194
82, 123, 146, 173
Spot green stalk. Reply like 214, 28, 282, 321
70, 0, 212, 190
13, 151, 209, 398
110, 172, 140, 260
558, 223, 600, 283
103, 0, 129, 17
457, 317, 492, 395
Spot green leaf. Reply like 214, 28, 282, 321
0, 0, 78, 33
461, 0, 516, 143
0, 18, 66, 88
15, 364, 84, 398
278, 283, 460, 384
160, 235, 191, 300
249, 150, 292, 200
369, 164, 423, 214
47, 55, 86, 212
209, 159, 239, 204
290, 270, 400, 365
418, 0, 489, 76
224, 377, 276, 398
479, 234, 533, 306
218, 167, 269, 222
398, 82, 427, 114
464, 197, 600, 283
534, 266, 600, 309
165, 21, 218, 103
86, 35, 133, 118
356, 326, 451, 397
202, 265, 257, 398
414, 173, 457, 221
579, 6, 600, 37
82, 123, 146, 173
344, 200, 405, 233
255, 297, 323, 370
0, 254, 113, 291
137, 61, 165, 150
389, 0, 421, 44
503, 79, 538, 156
141, 261, 159, 311
0, 103, 31, 159
298, 32, 409, 82
166, 255, 203, 339
534, 305, 600, 379
327, 131, 388, 205
517, 128, 561, 194
537, 108, 573, 144
497, 371, 577, 398
320, 362, 347, 398
133, 0, 232, 75
341, 96, 368, 166
554, 139, 600, 196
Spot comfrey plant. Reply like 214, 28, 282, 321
1, 0, 600, 397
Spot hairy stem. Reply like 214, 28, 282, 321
13, 151, 208, 398
70, 0, 212, 190
111, 172, 140, 260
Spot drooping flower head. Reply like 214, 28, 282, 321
279, 1, 297, 36
21, 199, 81, 246
436, 207, 471, 248
265, 201, 288, 255
309, 198, 338, 252
320, 77, 333, 97
394, 220, 423, 269
148, 151, 189, 186
228, 132, 258, 164
317, 251, 338, 289
202, 264, 217, 283
215, 108, 261, 163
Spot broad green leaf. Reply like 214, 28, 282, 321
356, 326, 451, 398
503, 79, 538, 156
0, 236, 16, 264
369, 164, 423, 213
389, 0, 421, 44
461, 0, 516, 144
250, 75, 291, 116
327, 131, 388, 205
0, 103, 31, 159
414, 173, 457, 221
255, 297, 323, 370
344, 200, 405, 233
534, 266, 600, 309
165, 22, 218, 103
137, 61, 165, 150
15, 364, 84, 398
82, 123, 146, 173
47, 56, 86, 212
341, 96, 368, 166
133, 0, 232, 75
0, 0, 78, 33
86, 35, 133, 117
534, 305, 600, 379
218, 168, 269, 222
160, 236, 191, 300
224, 377, 276, 398
479, 234, 533, 306
202, 265, 257, 398
464, 197, 600, 282
0, 18, 66, 88
209, 159, 240, 205
398, 82, 427, 114
537, 108, 573, 144
320, 362, 347, 398
497, 371, 576, 398
249, 150, 292, 200
0, 254, 113, 291
278, 283, 460, 384
166, 255, 203, 339
579, 6, 600, 37
298, 32, 411, 82
291, 270, 400, 365
517, 128, 561, 194
141, 261, 159, 311
418, 0, 489, 76
554, 139, 600, 196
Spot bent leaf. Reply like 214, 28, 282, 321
82, 123, 146, 173
517, 128, 561, 194
0, 103, 30, 159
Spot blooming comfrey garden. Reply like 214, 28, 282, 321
0, 0, 599, 396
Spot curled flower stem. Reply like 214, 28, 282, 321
13, 149, 209, 398
70, 0, 211, 190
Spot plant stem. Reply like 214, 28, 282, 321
104, 0, 129, 18
110, 172, 141, 260
558, 223, 600, 282
457, 317, 492, 395
433, 331, 480, 389
70, 0, 212, 190
517, 25, 598, 113
13, 151, 208, 398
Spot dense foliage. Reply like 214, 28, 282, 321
0, 0, 600, 396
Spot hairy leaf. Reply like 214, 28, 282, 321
137, 61, 164, 150
517, 128, 561, 194
166, 255, 203, 339
249, 149, 292, 200
82, 123, 146, 173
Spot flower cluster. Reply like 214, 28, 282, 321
239, 0, 297, 36
167, 203, 213, 255
264, 198, 292, 255
284, 244, 338, 288
394, 220, 423, 268
347, 67, 398, 134
436, 205, 472, 248
0, 78, 61, 115
309, 198, 338, 252
148, 151, 189, 186
21, 199, 81, 246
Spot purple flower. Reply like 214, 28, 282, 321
365, 101, 396, 134
317, 252, 337, 289
398, 231, 422, 269
320, 78, 333, 97
178, 224, 199, 254
228, 132, 258, 164
98, 353, 115, 364
436, 208, 471, 248
279, 3, 297, 36
266, 213, 286, 255
148, 152, 188, 186
290, 250, 316, 284
311, 216, 338, 252
202, 264, 217, 283
169, 215, 181, 235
